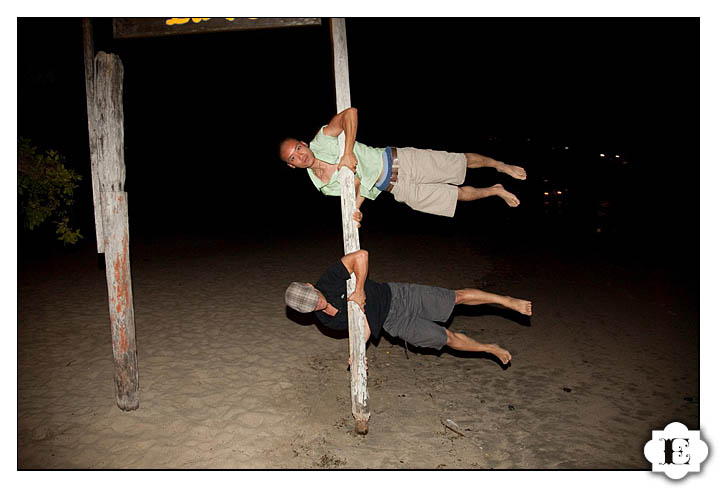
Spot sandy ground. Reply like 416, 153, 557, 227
17, 228, 699, 469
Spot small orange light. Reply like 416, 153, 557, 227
544, 192, 549, 196
557, 191, 562, 195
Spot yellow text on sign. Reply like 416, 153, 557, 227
165, 18, 237, 26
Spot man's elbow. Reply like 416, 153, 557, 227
341, 107, 358, 124
356, 250, 369, 270
344, 249, 368, 267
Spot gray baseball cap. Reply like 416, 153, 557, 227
285, 282, 320, 313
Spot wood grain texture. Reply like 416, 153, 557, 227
331, 18, 370, 434
94, 52, 139, 411
82, 19, 104, 253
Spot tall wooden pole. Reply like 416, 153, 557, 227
330, 18, 370, 435
93, 52, 139, 411
82, 18, 105, 253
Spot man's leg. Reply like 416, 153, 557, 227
445, 330, 512, 364
442, 288, 532, 364
454, 287, 532, 315
457, 184, 520, 207
465, 153, 527, 180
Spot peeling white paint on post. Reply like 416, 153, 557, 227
331, 18, 370, 435
94, 52, 139, 411
331, 18, 352, 117
82, 18, 105, 253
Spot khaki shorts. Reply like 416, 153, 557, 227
389, 147, 467, 217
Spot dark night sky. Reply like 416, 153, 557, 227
16, 17, 699, 257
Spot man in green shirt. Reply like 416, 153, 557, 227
279, 107, 527, 224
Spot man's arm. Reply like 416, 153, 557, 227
343, 251, 372, 371
323, 107, 358, 172
353, 177, 366, 227
342, 251, 372, 344
354, 177, 366, 208
341, 249, 368, 310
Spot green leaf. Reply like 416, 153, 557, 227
18, 137, 83, 245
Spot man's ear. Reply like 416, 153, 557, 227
287, 163, 296, 169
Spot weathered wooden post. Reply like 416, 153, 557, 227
330, 18, 370, 435
82, 18, 105, 254
92, 51, 139, 411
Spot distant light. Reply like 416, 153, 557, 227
248, 18, 257, 20
564, 146, 569, 150
544, 192, 549, 196
600, 153, 605, 157
557, 191, 562, 195
615, 154, 620, 158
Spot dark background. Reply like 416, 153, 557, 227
17, 17, 698, 270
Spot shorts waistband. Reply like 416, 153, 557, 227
376, 147, 398, 191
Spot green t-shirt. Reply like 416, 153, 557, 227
306, 126, 383, 200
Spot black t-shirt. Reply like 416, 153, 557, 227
314, 260, 392, 340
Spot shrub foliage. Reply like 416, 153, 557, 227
18, 137, 83, 244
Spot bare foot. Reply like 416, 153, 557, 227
497, 162, 527, 180
505, 297, 532, 316
489, 344, 512, 364
491, 184, 520, 207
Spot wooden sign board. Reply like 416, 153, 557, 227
113, 17, 321, 39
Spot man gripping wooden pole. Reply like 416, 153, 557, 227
330, 18, 370, 435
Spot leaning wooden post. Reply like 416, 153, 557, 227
93, 52, 139, 411
82, 18, 105, 253
330, 18, 370, 435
